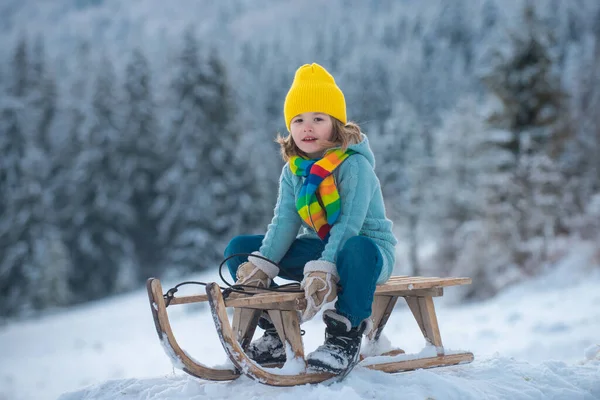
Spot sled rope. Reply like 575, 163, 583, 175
162, 253, 303, 307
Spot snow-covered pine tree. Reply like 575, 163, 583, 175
29, 36, 57, 154
342, 51, 394, 137
0, 36, 68, 316
586, 9, 600, 197
481, 2, 570, 275
49, 41, 93, 304
0, 37, 31, 316
373, 98, 421, 223
157, 28, 227, 273
565, 8, 600, 239
204, 49, 266, 243
373, 98, 424, 276
580, 8, 600, 193
430, 96, 487, 278
434, 0, 474, 71
230, 40, 281, 222
121, 48, 164, 280
191, 48, 255, 260
65, 56, 136, 301
26, 36, 71, 311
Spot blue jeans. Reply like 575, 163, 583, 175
224, 235, 383, 327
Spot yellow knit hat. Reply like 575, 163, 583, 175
283, 63, 347, 131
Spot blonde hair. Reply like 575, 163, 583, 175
276, 117, 362, 162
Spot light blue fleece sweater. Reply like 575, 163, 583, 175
252, 133, 397, 284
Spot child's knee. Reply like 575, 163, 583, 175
224, 235, 259, 258
224, 236, 244, 258
338, 236, 381, 276
341, 236, 378, 259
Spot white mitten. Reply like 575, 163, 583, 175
235, 261, 270, 288
301, 271, 338, 322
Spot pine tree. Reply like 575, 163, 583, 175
374, 98, 428, 275
197, 49, 260, 244
121, 48, 164, 280
27, 36, 70, 310
11, 36, 29, 97
159, 30, 261, 273
65, 56, 136, 301
431, 96, 487, 274
565, 8, 600, 239
233, 42, 284, 231
0, 36, 68, 315
29, 36, 57, 153
50, 41, 93, 303
0, 38, 30, 315
342, 53, 394, 136
481, 2, 569, 273
579, 9, 600, 194
590, 9, 600, 192
435, 0, 473, 69
157, 28, 219, 273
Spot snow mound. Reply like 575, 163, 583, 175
584, 344, 600, 362
58, 357, 600, 400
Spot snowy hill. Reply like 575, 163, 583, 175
1, 241, 599, 400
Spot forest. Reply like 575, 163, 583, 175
1, 0, 599, 317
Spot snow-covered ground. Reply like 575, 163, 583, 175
1, 241, 599, 400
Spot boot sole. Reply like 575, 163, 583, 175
306, 359, 345, 374
307, 350, 361, 376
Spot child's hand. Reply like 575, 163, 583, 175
235, 261, 271, 288
301, 271, 338, 322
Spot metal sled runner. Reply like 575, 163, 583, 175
147, 275, 474, 386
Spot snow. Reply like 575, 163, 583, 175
1, 242, 599, 400
263, 344, 306, 376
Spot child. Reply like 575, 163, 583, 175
224, 63, 397, 374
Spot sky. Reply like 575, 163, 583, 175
0, 239, 599, 400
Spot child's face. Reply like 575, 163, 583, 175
290, 112, 334, 159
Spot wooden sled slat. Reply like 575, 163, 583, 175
232, 307, 261, 351
168, 291, 306, 310
362, 352, 474, 373
405, 295, 443, 351
268, 309, 306, 361
167, 276, 471, 307
374, 277, 472, 294
146, 278, 239, 381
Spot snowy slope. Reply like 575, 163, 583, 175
1, 241, 599, 400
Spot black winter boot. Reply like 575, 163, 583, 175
306, 310, 367, 374
246, 313, 286, 365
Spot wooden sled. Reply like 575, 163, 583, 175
146, 279, 240, 381
148, 275, 473, 385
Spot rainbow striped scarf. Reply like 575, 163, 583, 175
289, 148, 356, 240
